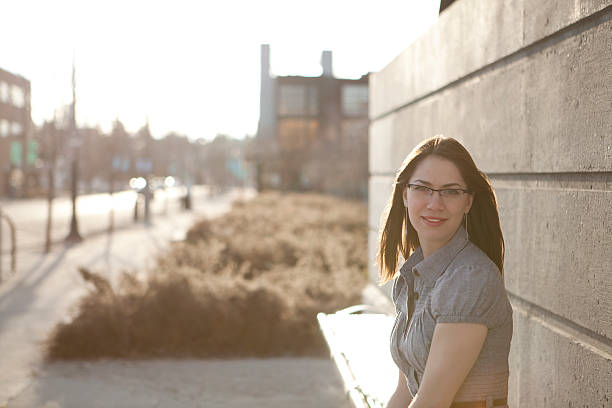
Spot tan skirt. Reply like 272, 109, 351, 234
450, 397, 508, 408
451, 370, 509, 408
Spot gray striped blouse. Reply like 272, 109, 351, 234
390, 226, 513, 404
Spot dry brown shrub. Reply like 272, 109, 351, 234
46, 192, 368, 360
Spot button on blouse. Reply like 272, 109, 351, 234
389, 226, 513, 401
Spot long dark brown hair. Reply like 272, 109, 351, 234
377, 136, 504, 284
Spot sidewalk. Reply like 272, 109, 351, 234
0, 190, 349, 408
6, 358, 348, 408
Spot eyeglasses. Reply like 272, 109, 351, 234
406, 183, 471, 201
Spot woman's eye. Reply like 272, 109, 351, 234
441, 189, 461, 196
413, 185, 429, 192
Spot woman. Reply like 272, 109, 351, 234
378, 136, 513, 408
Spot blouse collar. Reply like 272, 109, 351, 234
399, 226, 469, 287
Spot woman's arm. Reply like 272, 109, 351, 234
385, 369, 413, 408
408, 322, 487, 408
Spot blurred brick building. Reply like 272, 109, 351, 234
0, 67, 32, 197
252, 44, 369, 199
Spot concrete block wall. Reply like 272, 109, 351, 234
368, 1, 612, 406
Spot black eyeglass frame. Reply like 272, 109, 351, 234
405, 183, 472, 196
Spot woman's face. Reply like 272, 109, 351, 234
403, 155, 473, 257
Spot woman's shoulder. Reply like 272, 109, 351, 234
442, 242, 502, 285
432, 242, 505, 305
430, 243, 510, 327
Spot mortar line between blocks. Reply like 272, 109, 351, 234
508, 290, 612, 362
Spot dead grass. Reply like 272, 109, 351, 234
46, 192, 368, 360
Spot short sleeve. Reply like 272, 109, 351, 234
431, 264, 509, 328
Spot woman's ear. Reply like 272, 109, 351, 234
403, 186, 409, 207
466, 193, 474, 213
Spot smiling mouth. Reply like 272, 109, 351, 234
422, 216, 447, 226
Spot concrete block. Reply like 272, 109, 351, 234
522, 0, 612, 45
369, 115, 397, 176
369, 175, 394, 231
496, 185, 612, 339
370, 16, 612, 174
508, 307, 612, 407
370, 0, 524, 119
370, 0, 612, 119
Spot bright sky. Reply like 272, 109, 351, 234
1, 0, 440, 140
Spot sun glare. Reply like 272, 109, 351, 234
0, 0, 440, 139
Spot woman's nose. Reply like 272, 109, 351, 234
426, 191, 445, 209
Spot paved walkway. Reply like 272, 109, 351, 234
0, 190, 349, 408
7, 359, 348, 408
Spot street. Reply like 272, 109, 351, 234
0, 185, 208, 264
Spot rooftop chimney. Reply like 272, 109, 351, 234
321, 50, 333, 77
258, 44, 276, 142
261, 44, 270, 80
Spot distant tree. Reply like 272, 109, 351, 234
156, 132, 192, 181
201, 134, 245, 190
79, 127, 106, 193
107, 119, 131, 192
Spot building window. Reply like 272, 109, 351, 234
0, 82, 8, 104
0, 120, 9, 137
277, 118, 319, 151
340, 119, 368, 150
278, 84, 318, 116
342, 84, 368, 117
11, 122, 23, 136
341, 119, 367, 138
11, 85, 24, 108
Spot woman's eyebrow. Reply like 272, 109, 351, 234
412, 179, 463, 188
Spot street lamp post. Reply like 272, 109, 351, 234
44, 119, 58, 253
65, 58, 82, 243
65, 155, 82, 242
